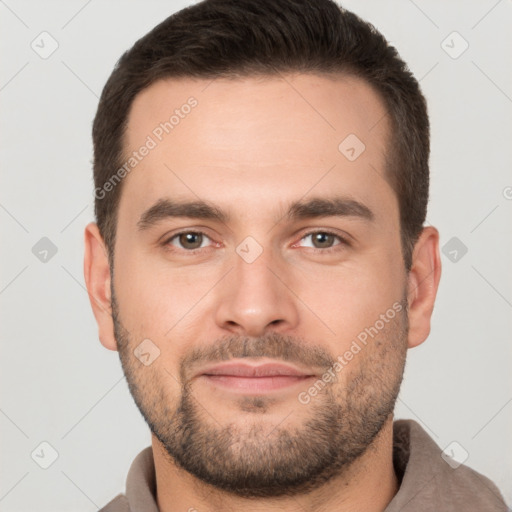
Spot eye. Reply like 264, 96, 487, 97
166, 231, 212, 251
295, 231, 348, 251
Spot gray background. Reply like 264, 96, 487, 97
1, 0, 511, 510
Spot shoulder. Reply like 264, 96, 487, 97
390, 419, 508, 511
434, 456, 508, 510
98, 493, 130, 512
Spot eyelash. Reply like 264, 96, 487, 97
161, 229, 350, 254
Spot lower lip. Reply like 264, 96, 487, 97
201, 375, 313, 393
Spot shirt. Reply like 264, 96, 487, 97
99, 419, 508, 511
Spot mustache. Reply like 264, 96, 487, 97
179, 332, 336, 383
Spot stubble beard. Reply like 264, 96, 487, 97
113, 291, 408, 498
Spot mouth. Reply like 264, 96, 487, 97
196, 360, 317, 394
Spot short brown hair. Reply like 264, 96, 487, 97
93, 0, 429, 270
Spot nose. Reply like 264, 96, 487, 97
214, 246, 300, 338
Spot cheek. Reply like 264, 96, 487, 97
113, 247, 168, 333
113, 248, 218, 339
292, 250, 405, 346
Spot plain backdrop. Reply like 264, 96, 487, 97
1, 0, 511, 510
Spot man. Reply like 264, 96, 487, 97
84, 0, 508, 510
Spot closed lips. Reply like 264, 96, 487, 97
198, 362, 314, 378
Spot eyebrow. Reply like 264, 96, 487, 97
137, 196, 374, 231
137, 199, 229, 230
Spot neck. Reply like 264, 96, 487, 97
152, 416, 399, 512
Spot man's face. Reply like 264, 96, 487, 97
112, 74, 408, 496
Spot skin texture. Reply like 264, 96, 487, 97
84, 73, 441, 511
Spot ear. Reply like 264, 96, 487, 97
406, 226, 442, 349
83, 222, 117, 351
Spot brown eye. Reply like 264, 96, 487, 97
174, 232, 205, 250
311, 232, 337, 249
294, 231, 346, 252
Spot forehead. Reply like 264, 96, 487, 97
119, 73, 395, 228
